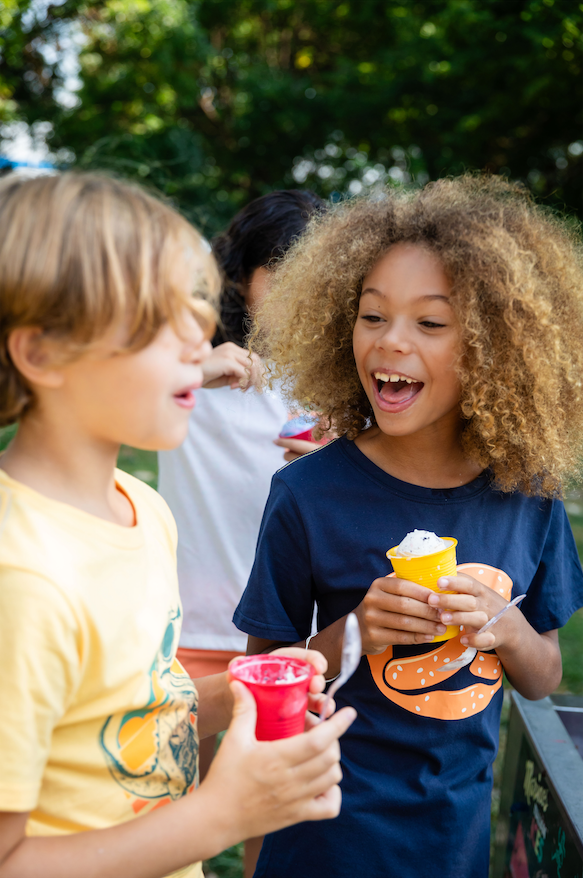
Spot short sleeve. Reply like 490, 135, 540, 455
0, 570, 81, 811
520, 499, 583, 633
233, 475, 315, 642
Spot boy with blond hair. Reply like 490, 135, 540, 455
0, 172, 355, 878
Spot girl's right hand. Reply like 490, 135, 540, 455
200, 681, 356, 845
201, 342, 263, 390
355, 576, 447, 653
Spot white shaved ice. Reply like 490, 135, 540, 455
396, 530, 449, 557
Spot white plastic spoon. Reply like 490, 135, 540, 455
437, 593, 527, 672
318, 613, 362, 722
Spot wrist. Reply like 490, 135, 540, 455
489, 608, 525, 654
305, 632, 318, 650
222, 670, 235, 715
185, 782, 243, 859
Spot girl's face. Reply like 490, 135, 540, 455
353, 243, 462, 442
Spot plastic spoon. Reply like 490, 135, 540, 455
318, 613, 362, 722
437, 594, 527, 672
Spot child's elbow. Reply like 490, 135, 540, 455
508, 662, 563, 701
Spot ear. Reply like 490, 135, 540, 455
7, 327, 65, 390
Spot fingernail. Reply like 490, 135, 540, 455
440, 613, 452, 622
437, 578, 449, 589
424, 635, 435, 642
427, 594, 439, 606
436, 624, 446, 633
460, 636, 468, 645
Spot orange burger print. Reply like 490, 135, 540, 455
368, 564, 512, 721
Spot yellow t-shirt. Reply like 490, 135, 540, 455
0, 468, 203, 878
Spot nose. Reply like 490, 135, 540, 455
375, 317, 414, 356
194, 339, 213, 364
181, 332, 212, 365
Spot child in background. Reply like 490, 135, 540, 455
234, 175, 583, 878
158, 191, 325, 878
157, 191, 324, 772
0, 173, 355, 878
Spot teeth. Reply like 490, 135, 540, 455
374, 371, 414, 384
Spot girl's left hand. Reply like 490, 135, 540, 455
427, 573, 519, 651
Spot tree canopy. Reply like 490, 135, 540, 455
1, 0, 581, 233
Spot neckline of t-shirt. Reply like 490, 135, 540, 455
337, 436, 492, 503
0, 466, 144, 548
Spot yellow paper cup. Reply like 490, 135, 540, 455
386, 538, 458, 642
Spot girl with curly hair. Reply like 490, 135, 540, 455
234, 175, 583, 878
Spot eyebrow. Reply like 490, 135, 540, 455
361, 287, 450, 303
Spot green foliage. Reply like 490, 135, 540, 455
0, 424, 17, 452
116, 445, 157, 488
203, 843, 243, 878
1, 0, 581, 233
558, 609, 583, 694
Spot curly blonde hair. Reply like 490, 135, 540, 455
252, 175, 583, 497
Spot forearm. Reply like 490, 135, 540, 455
0, 789, 235, 878
195, 672, 234, 738
497, 623, 561, 700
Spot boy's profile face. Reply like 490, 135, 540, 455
353, 242, 462, 442
54, 308, 212, 452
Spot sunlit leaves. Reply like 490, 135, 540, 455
1, 0, 581, 232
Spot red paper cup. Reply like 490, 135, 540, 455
229, 655, 315, 740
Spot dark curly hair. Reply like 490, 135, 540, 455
211, 189, 325, 347
251, 175, 583, 497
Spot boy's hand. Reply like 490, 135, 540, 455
427, 573, 514, 650
201, 343, 263, 390
354, 576, 447, 653
201, 681, 356, 845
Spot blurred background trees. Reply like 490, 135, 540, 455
1, 0, 582, 234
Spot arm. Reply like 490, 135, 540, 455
248, 575, 449, 678
427, 573, 562, 699
201, 342, 263, 390
497, 628, 561, 699
0, 682, 356, 878
273, 436, 328, 463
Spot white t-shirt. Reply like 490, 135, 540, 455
158, 384, 288, 652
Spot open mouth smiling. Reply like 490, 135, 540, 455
372, 370, 424, 410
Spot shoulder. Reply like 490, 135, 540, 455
115, 469, 178, 547
494, 484, 565, 525
115, 468, 161, 504
0, 566, 80, 661
274, 437, 350, 487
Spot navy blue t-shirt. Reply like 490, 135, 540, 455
234, 437, 583, 878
